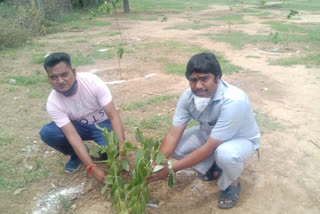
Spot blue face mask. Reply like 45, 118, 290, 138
55, 80, 78, 96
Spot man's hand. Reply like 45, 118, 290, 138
91, 166, 106, 185
146, 164, 169, 182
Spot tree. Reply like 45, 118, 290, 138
123, 0, 129, 13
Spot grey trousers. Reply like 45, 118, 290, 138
172, 126, 258, 190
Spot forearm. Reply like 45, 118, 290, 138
110, 116, 125, 150
160, 134, 179, 158
68, 134, 95, 167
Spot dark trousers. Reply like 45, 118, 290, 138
39, 120, 112, 159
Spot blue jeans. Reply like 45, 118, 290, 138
39, 120, 112, 159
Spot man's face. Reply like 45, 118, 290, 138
46, 62, 76, 93
189, 72, 220, 97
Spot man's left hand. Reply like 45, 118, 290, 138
146, 164, 169, 182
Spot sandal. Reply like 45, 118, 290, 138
198, 161, 222, 181
218, 182, 241, 209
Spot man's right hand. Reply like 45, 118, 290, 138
91, 166, 106, 185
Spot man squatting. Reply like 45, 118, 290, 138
147, 52, 260, 209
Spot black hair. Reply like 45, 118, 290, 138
43, 52, 72, 71
185, 52, 222, 80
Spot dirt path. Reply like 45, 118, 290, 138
2, 5, 320, 214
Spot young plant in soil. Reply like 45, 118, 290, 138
95, 125, 175, 214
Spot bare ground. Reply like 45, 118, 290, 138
1, 4, 320, 214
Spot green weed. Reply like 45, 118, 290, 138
70, 52, 95, 66
8, 87, 16, 92
208, 32, 269, 49
123, 94, 179, 111
270, 54, 320, 67
246, 55, 261, 59
0, 136, 15, 146
250, 11, 272, 17
255, 111, 282, 132
120, 14, 158, 21
31, 53, 47, 64
74, 40, 88, 43
0, 159, 51, 190
90, 49, 115, 60
166, 63, 186, 75
58, 195, 73, 212
98, 31, 121, 37
6, 75, 47, 85
165, 24, 214, 31
140, 115, 171, 130
264, 21, 320, 43
216, 55, 243, 74
213, 14, 243, 21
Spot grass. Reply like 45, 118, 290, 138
90, 49, 115, 60
6, 74, 47, 85
31, 53, 47, 64
141, 41, 210, 58
52, 11, 112, 31
208, 32, 270, 49
140, 115, 171, 130
0, 159, 51, 190
166, 63, 186, 75
0, 136, 15, 146
123, 94, 179, 110
58, 195, 73, 212
255, 111, 282, 132
124, 114, 172, 137
119, 14, 158, 21
166, 54, 243, 75
70, 52, 95, 66
165, 24, 214, 31
98, 31, 121, 37
130, 0, 211, 13
216, 55, 243, 74
264, 21, 320, 43
270, 54, 320, 67
249, 11, 272, 17
213, 14, 244, 21
75, 40, 88, 43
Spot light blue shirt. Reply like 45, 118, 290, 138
173, 80, 260, 148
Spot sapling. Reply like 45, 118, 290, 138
95, 125, 175, 214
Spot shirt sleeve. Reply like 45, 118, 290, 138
172, 91, 191, 127
91, 74, 113, 107
210, 100, 247, 141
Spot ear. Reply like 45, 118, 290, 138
72, 68, 76, 76
214, 76, 220, 84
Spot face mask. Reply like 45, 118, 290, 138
55, 80, 78, 96
194, 95, 211, 112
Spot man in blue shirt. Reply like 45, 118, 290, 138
147, 52, 260, 209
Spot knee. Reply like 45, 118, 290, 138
215, 148, 242, 169
39, 125, 50, 142
39, 123, 63, 144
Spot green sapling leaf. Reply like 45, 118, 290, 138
120, 159, 130, 172
152, 165, 164, 172
156, 152, 167, 165
95, 123, 105, 131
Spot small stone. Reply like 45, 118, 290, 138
14, 188, 27, 195
8, 79, 16, 84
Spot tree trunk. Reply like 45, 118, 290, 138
123, 0, 129, 13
